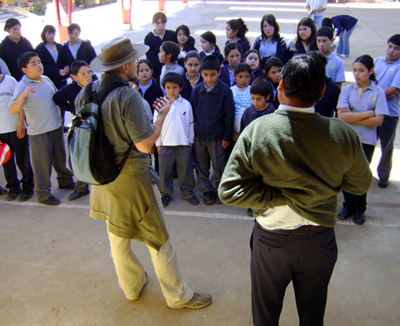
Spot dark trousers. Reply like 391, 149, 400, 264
193, 138, 227, 192
342, 143, 374, 213
0, 131, 34, 191
376, 116, 399, 181
158, 145, 195, 198
29, 127, 74, 201
250, 224, 338, 326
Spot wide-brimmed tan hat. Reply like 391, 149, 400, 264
90, 37, 149, 73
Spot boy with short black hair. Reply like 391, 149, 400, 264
191, 55, 235, 205
317, 27, 345, 88
10, 52, 75, 206
154, 72, 198, 207
53, 60, 92, 200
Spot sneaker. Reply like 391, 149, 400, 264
19, 188, 34, 202
68, 189, 90, 201
39, 195, 61, 206
171, 292, 212, 310
203, 191, 215, 205
6, 188, 21, 201
127, 272, 148, 302
213, 190, 222, 204
338, 207, 353, 220
339, 54, 348, 58
353, 212, 366, 225
0, 185, 8, 196
59, 182, 76, 189
162, 196, 170, 207
247, 208, 254, 217
378, 179, 389, 188
183, 195, 200, 205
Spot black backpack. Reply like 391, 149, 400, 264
68, 81, 133, 185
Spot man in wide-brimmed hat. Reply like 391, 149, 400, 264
76, 37, 211, 309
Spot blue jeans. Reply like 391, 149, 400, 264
313, 15, 324, 29
336, 24, 357, 57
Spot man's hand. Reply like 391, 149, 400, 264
221, 140, 230, 149
153, 97, 174, 115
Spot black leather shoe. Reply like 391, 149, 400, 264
378, 180, 389, 188
162, 196, 170, 207
203, 191, 215, 205
19, 188, 34, 202
7, 188, 21, 201
353, 212, 366, 225
68, 190, 89, 201
183, 195, 200, 205
39, 195, 61, 206
338, 207, 353, 220
0, 185, 7, 196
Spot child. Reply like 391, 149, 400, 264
244, 49, 264, 79
337, 55, 389, 225
317, 27, 345, 88
175, 25, 197, 54
144, 12, 176, 80
264, 57, 283, 109
137, 59, 164, 114
220, 42, 242, 87
225, 18, 250, 58
53, 60, 93, 201
154, 73, 198, 207
63, 23, 97, 69
191, 55, 235, 205
287, 17, 318, 60
231, 63, 252, 141
199, 31, 224, 66
158, 41, 184, 94
181, 51, 203, 102
239, 77, 275, 217
10, 52, 76, 206
0, 71, 34, 201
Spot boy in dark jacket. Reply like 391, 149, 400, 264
190, 55, 235, 205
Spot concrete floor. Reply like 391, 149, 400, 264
1, 1, 400, 325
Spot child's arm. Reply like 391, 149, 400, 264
16, 110, 26, 139
10, 83, 35, 115
222, 88, 235, 148
337, 108, 375, 123
188, 103, 194, 146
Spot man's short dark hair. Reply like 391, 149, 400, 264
388, 34, 400, 47
309, 51, 328, 67
17, 52, 39, 70
68, 23, 81, 33
316, 27, 333, 40
250, 77, 271, 98
201, 55, 220, 72
162, 72, 183, 89
71, 60, 90, 76
280, 54, 325, 107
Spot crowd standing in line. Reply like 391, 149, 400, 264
0, 9, 399, 323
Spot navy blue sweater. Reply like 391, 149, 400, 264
225, 38, 250, 60
190, 79, 235, 142
138, 79, 164, 114
315, 77, 340, 118
181, 73, 203, 102
0, 36, 33, 81
332, 15, 358, 37
200, 49, 224, 66
180, 36, 197, 53
62, 40, 97, 68
53, 81, 83, 115
35, 42, 68, 90
240, 103, 276, 133
252, 67, 265, 80
252, 36, 288, 67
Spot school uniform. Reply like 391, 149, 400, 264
144, 30, 176, 80
0, 58, 10, 75
315, 77, 340, 117
138, 78, 164, 114
220, 64, 235, 87
180, 72, 203, 102
225, 38, 250, 60
160, 63, 185, 94
231, 85, 252, 134
154, 95, 195, 199
252, 36, 288, 67
325, 52, 346, 83
35, 42, 68, 90
62, 40, 97, 68
180, 36, 197, 53
337, 81, 389, 213
240, 103, 276, 133
252, 67, 265, 80
200, 48, 224, 66
12, 75, 74, 201
267, 80, 280, 109
53, 81, 83, 115
286, 38, 318, 61
0, 74, 33, 193
374, 56, 400, 183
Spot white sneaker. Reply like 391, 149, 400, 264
171, 292, 212, 309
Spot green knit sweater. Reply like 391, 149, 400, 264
219, 110, 372, 227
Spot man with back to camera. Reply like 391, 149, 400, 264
75, 37, 211, 309
219, 54, 372, 326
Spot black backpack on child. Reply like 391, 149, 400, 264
68, 81, 133, 185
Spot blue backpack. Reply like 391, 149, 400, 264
68, 81, 133, 185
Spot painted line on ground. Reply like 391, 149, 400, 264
229, 7, 306, 12
1, 200, 399, 227
215, 17, 299, 24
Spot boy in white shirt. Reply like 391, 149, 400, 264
154, 72, 198, 207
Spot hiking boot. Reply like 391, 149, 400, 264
39, 195, 61, 206
6, 188, 21, 201
338, 207, 353, 220
171, 292, 212, 310
353, 212, 366, 225
203, 191, 215, 205
68, 190, 90, 201
0, 185, 7, 196
183, 195, 199, 205
19, 188, 34, 202
162, 196, 170, 207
